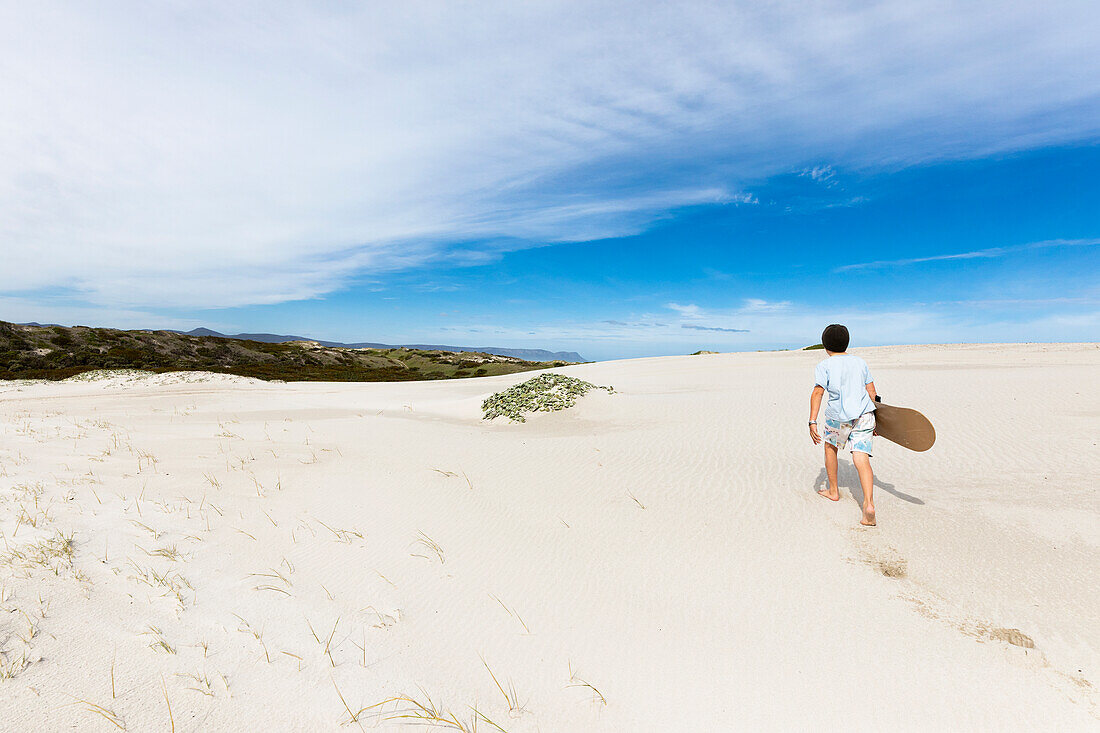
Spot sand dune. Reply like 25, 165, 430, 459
0, 343, 1097, 731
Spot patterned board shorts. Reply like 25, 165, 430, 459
823, 411, 875, 455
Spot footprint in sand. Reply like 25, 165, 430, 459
849, 530, 908, 580
987, 627, 1036, 649
873, 557, 908, 579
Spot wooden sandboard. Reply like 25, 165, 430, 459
874, 401, 935, 452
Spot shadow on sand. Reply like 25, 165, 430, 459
814, 463, 925, 505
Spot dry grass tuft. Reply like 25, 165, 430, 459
72, 697, 126, 730
432, 469, 474, 490
411, 531, 445, 564
136, 450, 159, 473
316, 519, 363, 544
332, 677, 368, 729
161, 676, 175, 732
234, 614, 272, 663
0, 648, 29, 680
322, 617, 341, 666
568, 662, 607, 706
482, 656, 526, 716
356, 688, 507, 732
142, 626, 176, 655
143, 545, 183, 562
249, 567, 293, 596
177, 671, 217, 697
127, 561, 192, 605
129, 520, 161, 539
488, 594, 530, 634
1, 530, 75, 572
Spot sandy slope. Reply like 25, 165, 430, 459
0, 343, 1096, 731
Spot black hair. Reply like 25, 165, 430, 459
821, 324, 849, 353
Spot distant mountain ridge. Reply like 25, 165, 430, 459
174, 328, 586, 363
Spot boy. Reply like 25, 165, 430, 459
808, 324, 878, 526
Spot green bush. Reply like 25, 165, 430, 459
482, 373, 614, 422
51, 329, 74, 347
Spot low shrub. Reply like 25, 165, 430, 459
482, 373, 614, 422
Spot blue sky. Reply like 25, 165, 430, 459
2, 2, 1099, 361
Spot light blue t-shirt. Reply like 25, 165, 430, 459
814, 354, 876, 422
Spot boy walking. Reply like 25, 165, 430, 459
808, 324, 878, 526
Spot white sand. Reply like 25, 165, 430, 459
0, 343, 1097, 731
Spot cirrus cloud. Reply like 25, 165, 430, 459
2, 1, 1099, 310
682, 324, 750, 333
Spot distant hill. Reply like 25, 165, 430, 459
0, 320, 576, 382
171, 328, 586, 363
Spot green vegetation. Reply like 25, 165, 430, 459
0, 320, 572, 382
803, 343, 825, 350
481, 373, 614, 422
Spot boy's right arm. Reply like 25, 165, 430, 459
809, 386, 824, 445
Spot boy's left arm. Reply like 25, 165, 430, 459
866, 381, 878, 435
863, 360, 877, 402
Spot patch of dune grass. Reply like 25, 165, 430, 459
1, 531, 75, 572
482, 374, 613, 422
355, 689, 508, 732
71, 698, 125, 729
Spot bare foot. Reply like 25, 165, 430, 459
817, 488, 840, 501
861, 504, 877, 526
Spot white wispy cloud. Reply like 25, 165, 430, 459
666, 303, 704, 319
2, 2, 1099, 309
682, 324, 750, 333
742, 298, 791, 312
800, 166, 837, 185
439, 298, 1098, 360
834, 237, 1100, 272
661, 299, 788, 334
